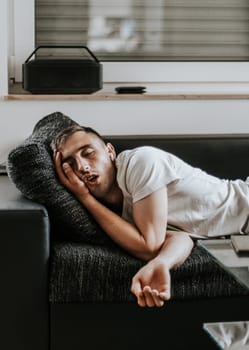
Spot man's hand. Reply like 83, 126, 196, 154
131, 231, 193, 308
130, 258, 171, 307
54, 151, 89, 200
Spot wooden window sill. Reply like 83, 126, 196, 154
4, 83, 249, 100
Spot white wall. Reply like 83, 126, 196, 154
1, 98, 249, 164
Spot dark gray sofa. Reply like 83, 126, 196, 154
1, 121, 249, 350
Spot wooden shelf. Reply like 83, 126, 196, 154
5, 93, 249, 101
4, 83, 249, 100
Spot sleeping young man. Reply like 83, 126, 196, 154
51, 125, 249, 308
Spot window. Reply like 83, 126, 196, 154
36, 0, 249, 61
6, 0, 249, 90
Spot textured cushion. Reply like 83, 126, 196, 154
49, 243, 249, 303
7, 111, 110, 244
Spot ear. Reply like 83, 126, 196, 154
106, 143, 116, 160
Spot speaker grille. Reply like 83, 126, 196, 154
22, 59, 102, 94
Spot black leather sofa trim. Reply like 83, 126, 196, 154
0, 176, 50, 350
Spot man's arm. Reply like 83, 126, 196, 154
55, 153, 169, 261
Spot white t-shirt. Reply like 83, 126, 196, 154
115, 146, 249, 238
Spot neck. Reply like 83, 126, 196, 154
101, 183, 123, 214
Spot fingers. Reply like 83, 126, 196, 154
53, 152, 90, 201
62, 162, 73, 178
143, 286, 165, 307
54, 152, 77, 184
130, 279, 146, 307
137, 292, 147, 307
151, 289, 164, 307
54, 151, 62, 174
131, 276, 169, 307
143, 286, 155, 307
54, 152, 67, 184
132, 283, 166, 308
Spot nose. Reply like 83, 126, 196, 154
83, 164, 90, 172
76, 158, 90, 173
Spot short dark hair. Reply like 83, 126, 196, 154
50, 125, 105, 152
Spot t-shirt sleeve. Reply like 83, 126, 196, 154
121, 147, 179, 203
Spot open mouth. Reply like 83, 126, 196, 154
84, 174, 99, 186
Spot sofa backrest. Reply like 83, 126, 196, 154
107, 134, 249, 181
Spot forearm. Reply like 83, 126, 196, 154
154, 230, 194, 268
78, 194, 194, 265
78, 193, 158, 260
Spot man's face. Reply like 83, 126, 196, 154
58, 131, 116, 199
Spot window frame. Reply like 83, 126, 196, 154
5, 0, 249, 94
0, 0, 9, 95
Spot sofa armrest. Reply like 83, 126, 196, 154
0, 175, 50, 350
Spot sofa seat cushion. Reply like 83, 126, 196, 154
49, 242, 249, 303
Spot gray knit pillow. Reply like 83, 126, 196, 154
7, 111, 110, 244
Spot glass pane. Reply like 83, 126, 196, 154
35, 0, 249, 61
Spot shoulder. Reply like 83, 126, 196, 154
116, 146, 175, 186
116, 146, 180, 201
116, 146, 167, 165
116, 146, 181, 176
115, 146, 163, 184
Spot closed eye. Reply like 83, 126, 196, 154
81, 148, 95, 157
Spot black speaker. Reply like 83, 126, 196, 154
22, 46, 103, 94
